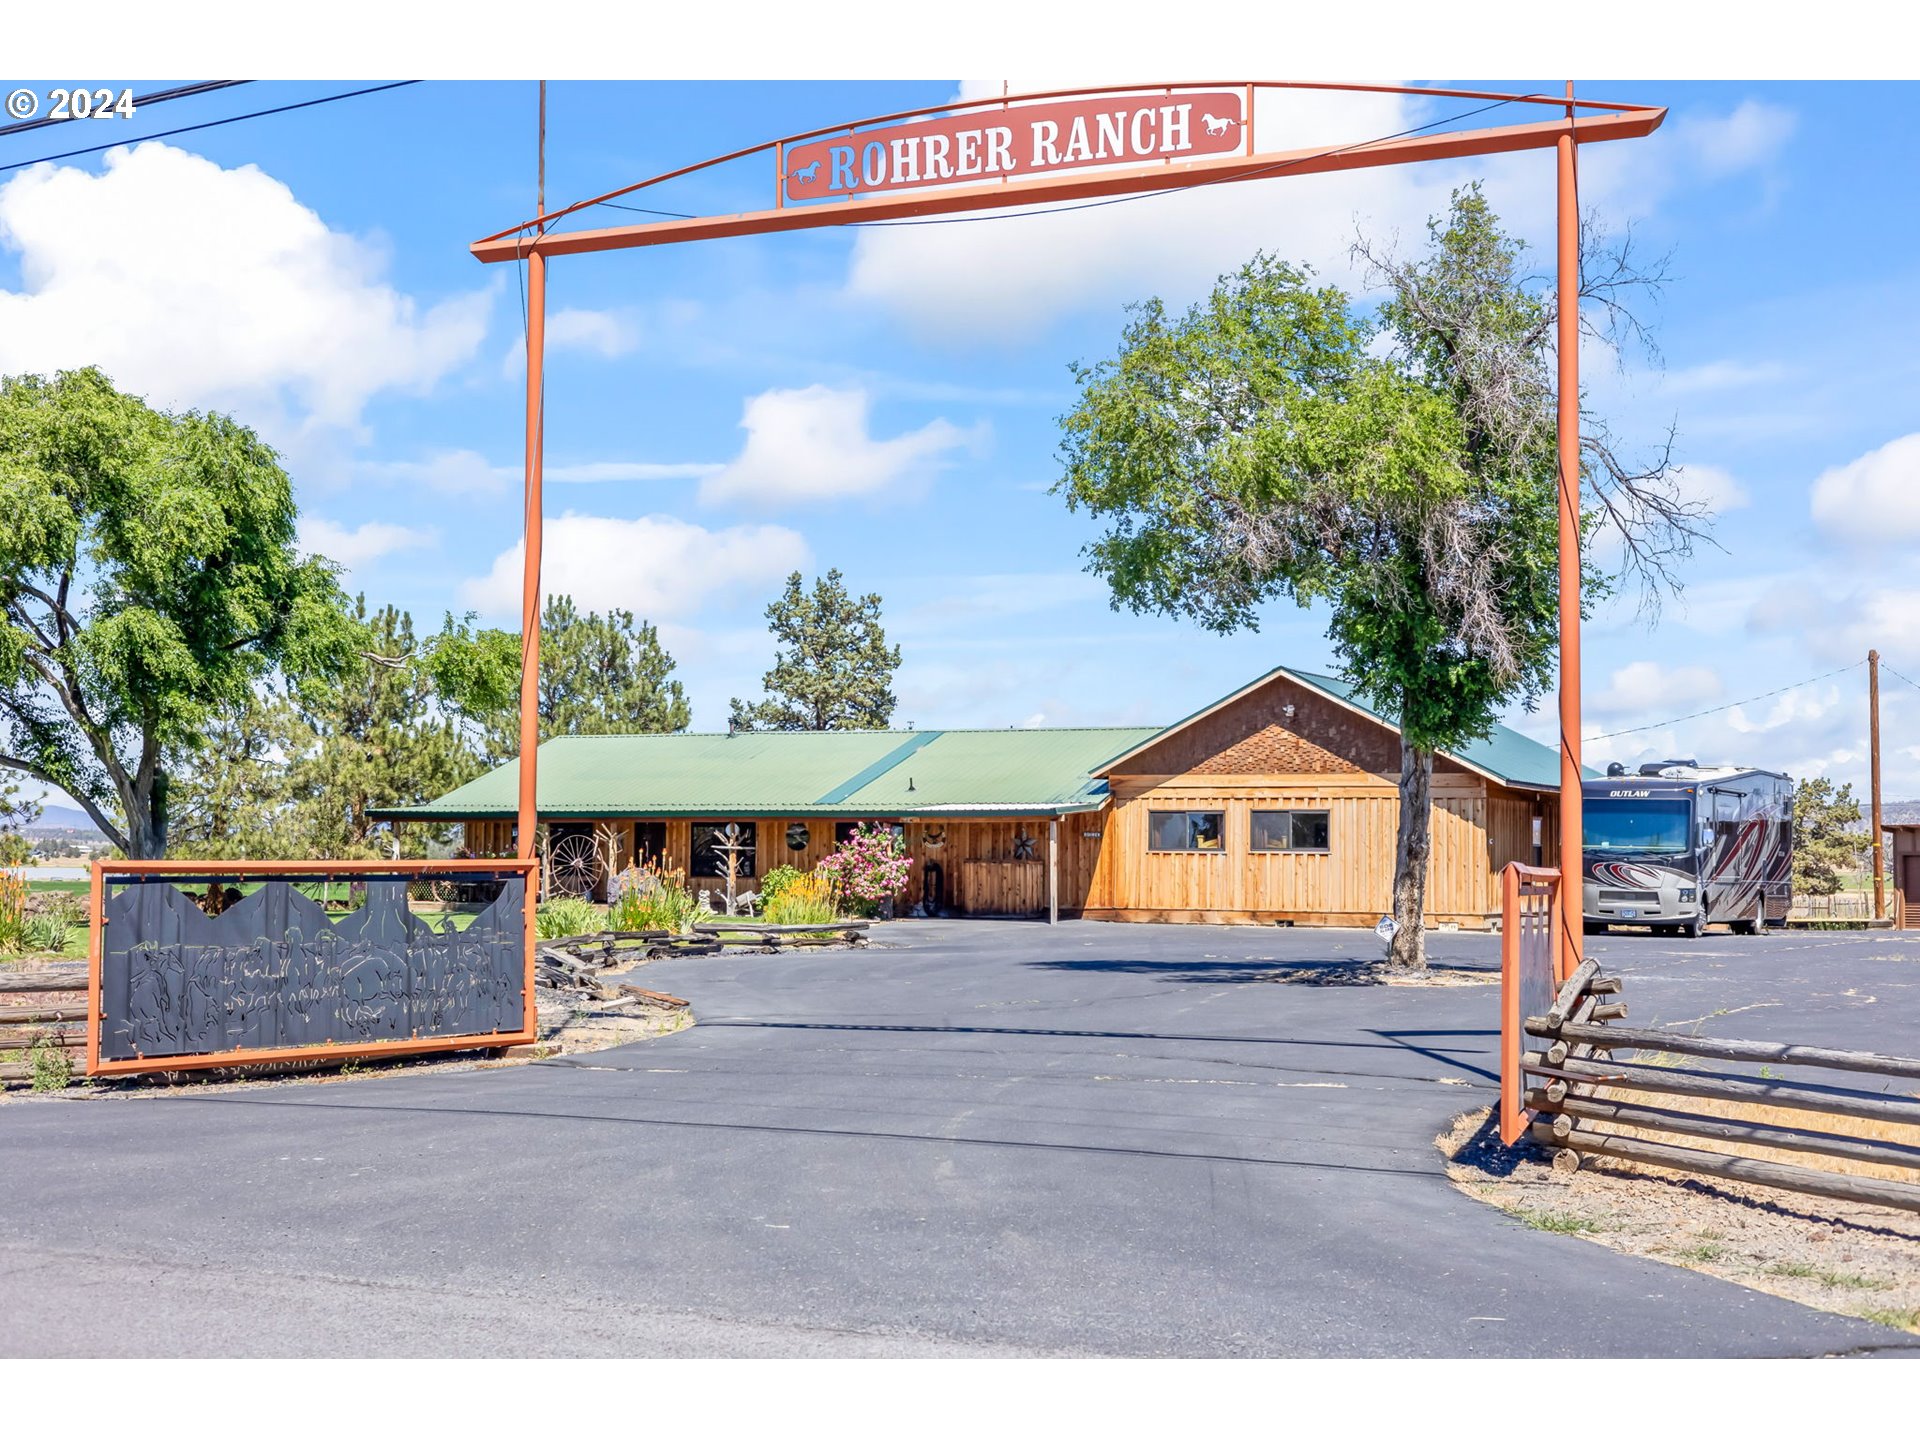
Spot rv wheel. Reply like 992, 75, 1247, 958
1682, 917, 1703, 939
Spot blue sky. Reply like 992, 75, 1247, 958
4, 78, 1918, 808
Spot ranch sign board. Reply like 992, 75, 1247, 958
784, 90, 1248, 203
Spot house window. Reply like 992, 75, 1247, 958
1250, 809, 1332, 853
834, 820, 905, 847
691, 821, 757, 879
1148, 810, 1225, 852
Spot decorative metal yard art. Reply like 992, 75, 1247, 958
710, 822, 755, 916
86, 858, 536, 1077
475, 81, 1665, 988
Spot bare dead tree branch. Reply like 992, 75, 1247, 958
1355, 197, 1708, 630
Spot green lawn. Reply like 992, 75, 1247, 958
25, 878, 90, 894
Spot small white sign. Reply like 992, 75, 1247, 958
1375, 915, 1398, 942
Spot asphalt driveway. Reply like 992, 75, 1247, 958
2, 920, 1917, 1357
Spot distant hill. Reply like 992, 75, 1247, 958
22, 804, 105, 837
1882, 800, 1920, 826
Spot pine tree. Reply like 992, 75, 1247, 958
433, 596, 692, 766
729, 570, 901, 732
1792, 776, 1864, 896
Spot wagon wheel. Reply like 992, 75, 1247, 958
547, 832, 604, 898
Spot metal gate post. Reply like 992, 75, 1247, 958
1554, 82, 1584, 985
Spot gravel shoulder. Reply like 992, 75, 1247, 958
1441, 1107, 1920, 1339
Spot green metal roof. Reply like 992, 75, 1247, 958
378, 663, 1584, 824
1095, 664, 1584, 791
373, 725, 1162, 823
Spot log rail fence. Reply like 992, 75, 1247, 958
1500, 862, 1920, 1215
0, 966, 89, 1084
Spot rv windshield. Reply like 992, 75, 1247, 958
1584, 799, 1693, 853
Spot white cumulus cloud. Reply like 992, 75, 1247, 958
842, 82, 1461, 342
549, 460, 723, 483
1590, 661, 1725, 719
1809, 432, 1920, 545
358, 449, 510, 496
460, 513, 811, 620
1671, 463, 1750, 515
1675, 99, 1797, 177
0, 142, 489, 434
499, 306, 641, 375
356, 450, 722, 495
298, 517, 436, 572
700, 384, 980, 505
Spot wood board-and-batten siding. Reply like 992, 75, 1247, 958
1084, 773, 1552, 926
462, 781, 1546, 927
1080, 673, 1558, 926
460, 816, 1100, 918
452, 672, 1558, 927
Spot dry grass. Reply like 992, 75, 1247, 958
1441, 1107, 1920, 1337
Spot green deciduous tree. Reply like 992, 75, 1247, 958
729, 569, 901, 732
1057, 191, 1705, 970
1792, 776, 1864, 897
0, 367, 358, 857
172, 600, 506, 860
433, 595, 692, 765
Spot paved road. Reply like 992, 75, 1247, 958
2, 921, 1917, 1357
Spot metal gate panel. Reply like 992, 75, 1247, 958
88, 860, 537, 1075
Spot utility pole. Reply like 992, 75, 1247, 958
1870, 648, 1884, 922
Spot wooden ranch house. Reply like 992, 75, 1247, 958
378, 666, 1567, 928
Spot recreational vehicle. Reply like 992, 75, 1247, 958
1582, 762, 1793, 937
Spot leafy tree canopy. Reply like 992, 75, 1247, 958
0, 367, 358, 856
0, 772, 39, 836
432, 595, 692, 766
729, 569, 901, 732
1057, 189, 1704, 968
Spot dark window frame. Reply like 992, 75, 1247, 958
690, 820, 759, 880
1248, 808, 1333, 854
833, 819, 906, 848
1146, 809, 1226, 853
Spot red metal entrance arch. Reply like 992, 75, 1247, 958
475, 81, 1669, 980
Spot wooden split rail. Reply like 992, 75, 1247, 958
691, 920, 871, 949
1519, 963, 1920, 1214
0, 966, 90, 1085
535, 920, 871, 1000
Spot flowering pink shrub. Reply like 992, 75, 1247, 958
816, 822, 914, 911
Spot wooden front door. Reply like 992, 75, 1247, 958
1903, 855, 1920, 930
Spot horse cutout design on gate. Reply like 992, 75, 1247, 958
96, 871, 528, 1067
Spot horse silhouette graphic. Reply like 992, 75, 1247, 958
791, 159, 822, 185
1202, 113, 1239, 138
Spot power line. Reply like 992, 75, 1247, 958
1882, 662, 1920, 696
0, 81, 250, 140
0, 81, 422, 175
1588, 661, 1867, 741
